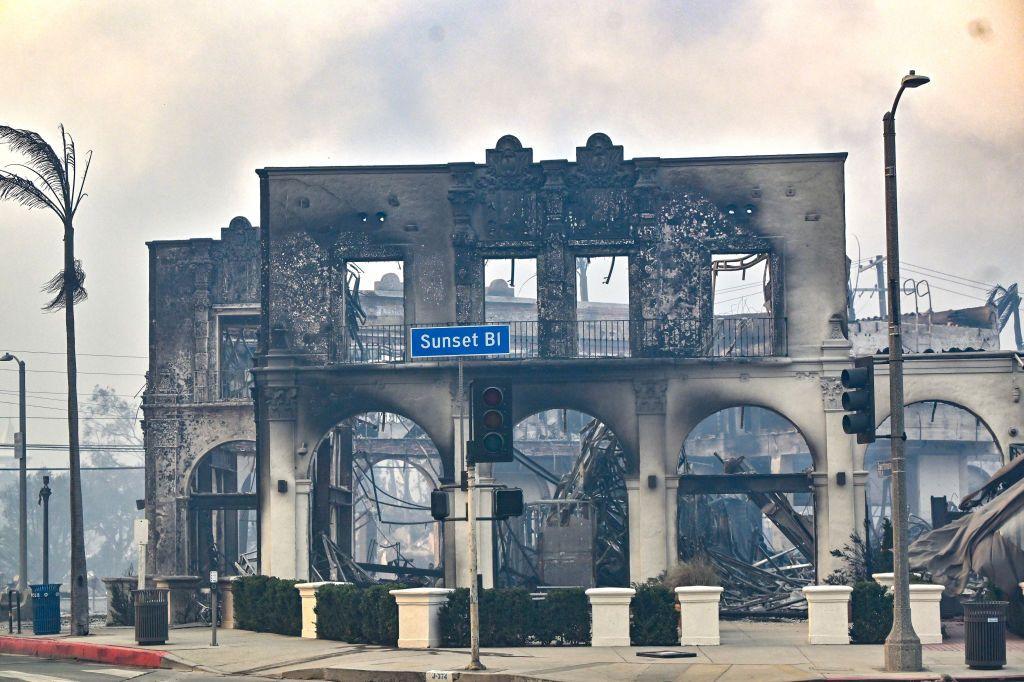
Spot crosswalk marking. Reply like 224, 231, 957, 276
82, 668, 146, 679
0, 670, 77, 682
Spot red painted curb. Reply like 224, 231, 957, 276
0, 635, 168, 669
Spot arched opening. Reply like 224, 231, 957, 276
865, 400, 1002, 541
677, 406, 814, 613
186, 440, 257, 576
493, 409, 629, 588
308, 412, 443, 584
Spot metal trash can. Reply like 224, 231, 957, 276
964, 600, 1007, 669
30, 584, 61, 635
133, 588, 169, 645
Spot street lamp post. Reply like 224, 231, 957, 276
1, 353, 28, 600
882, 69, 930, 673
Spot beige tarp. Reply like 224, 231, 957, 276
909, 474, 1024, 596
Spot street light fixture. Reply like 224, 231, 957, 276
882, 69, 930, 673
1, 352, 28, 601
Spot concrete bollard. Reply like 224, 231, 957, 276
803, 585, 852, 644
585, 587, 635, 646
217, 576, 239, 629
675, 586, 723, 645
295, 581, 350, 639
909, 584, 944, 644
871, 572, 895, 590
390, 588, 454, 649
153, 575, 201, 626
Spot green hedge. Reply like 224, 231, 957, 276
233, 575, 302, 636
850, 580, 893, 644
630, 583, 677, 646
316, 584, 402, 645
438, 588, 590, 647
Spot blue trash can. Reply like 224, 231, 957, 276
30, 584, 61, 635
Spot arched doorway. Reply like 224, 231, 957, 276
493, 409, 629, 588
677, 406, 814, 612
186, 440, 257, 576
308, 412, 444, 584
865, 400, 1002, 541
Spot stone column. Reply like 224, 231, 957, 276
586, 587, 635, 646
390, 588, 454, 648
909, 584, 944, 644
629, 380, 670, 583
294, 478, 312, 582
218, 576, 239, 629
295, 581, 349, 639
665, 475, 679, 565
262, 361, 299, 578
819, 374, 857, 578
676, 586, 723, 645
803, 585, 852, 644
852, 469, 869, 539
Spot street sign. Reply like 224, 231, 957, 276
410, 324, 511, 358
13, 432, 23, 460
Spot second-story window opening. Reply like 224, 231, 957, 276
485, 257, 537, 356
710, 253, 773, 357
577, 256, 630, 358
218, 315, 258, 400
344, 260, 404, 362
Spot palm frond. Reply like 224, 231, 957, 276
62, 125, 75, 204
0, 125, 66, 194
41, 259, 87, 311
0, 171, 63, 216
71, 149, 92, 215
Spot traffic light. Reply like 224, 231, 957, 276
841, 356, 876, 444
493, 488, 524, 520
430, 489, 450, 521
470, 382, 514, 464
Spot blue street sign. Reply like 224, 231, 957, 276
410, 324, 511, 358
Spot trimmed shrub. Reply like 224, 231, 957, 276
316, 584, 403, 645
661, 559, 720, 590
535, 589, 590, 645
233, 575, 301, 636
630, 583, 677, 646
440, 588, 570, 647
850, 580, 892, 644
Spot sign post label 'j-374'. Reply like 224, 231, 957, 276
410, 324, 511, 358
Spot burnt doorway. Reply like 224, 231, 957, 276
677, 406, 814, 616
493, 409, 629, 589
309, 412, 444, 585
186, 440, 258, 576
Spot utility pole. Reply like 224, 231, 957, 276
882, 69, 929, 673
1, 353, 28, 600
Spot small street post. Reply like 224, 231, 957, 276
38, 476, 51, 583
882, 69, 930, 673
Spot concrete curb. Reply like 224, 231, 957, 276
0, 635, 192, 670
282, 671, 557, 682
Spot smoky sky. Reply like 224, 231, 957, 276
0, 0, 1021, 445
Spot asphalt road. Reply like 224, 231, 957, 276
0, 654, 271, 681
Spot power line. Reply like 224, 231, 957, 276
0, 388, 143, 400
901, 261, 998, 289
0, 443, 143, 451
0, 368, 143, 377
0, 349, 147, 359
0, 466, 144, 471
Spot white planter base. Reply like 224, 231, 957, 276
675, 586, 723, 646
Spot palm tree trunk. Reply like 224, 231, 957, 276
64, 221, 89, 635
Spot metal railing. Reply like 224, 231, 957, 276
329, 316, 785, 364
210, 370, 253, 402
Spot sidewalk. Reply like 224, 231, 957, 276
2, 620, 1023, 681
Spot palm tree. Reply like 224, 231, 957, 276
0, 125, 92, 635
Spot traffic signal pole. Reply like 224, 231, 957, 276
460, 360, 485, 671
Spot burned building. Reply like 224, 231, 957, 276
144, 134, 1023, 594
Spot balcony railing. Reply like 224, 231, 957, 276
330, 316, 786, 365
